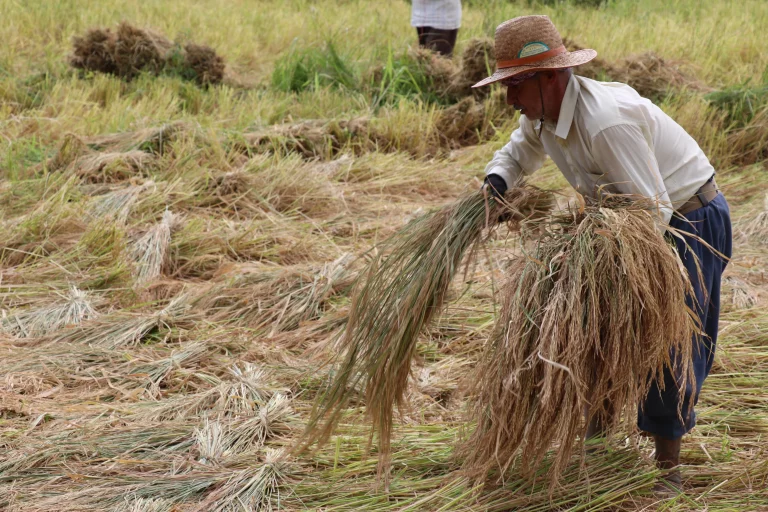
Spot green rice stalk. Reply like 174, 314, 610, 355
463, 198, 698, 485
1, 285, 98, 338
0, 422, 196, 474
300, 185, 553, 477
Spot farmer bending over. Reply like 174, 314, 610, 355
474, 15, 732, 493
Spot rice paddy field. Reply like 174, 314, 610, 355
1, 0, 767, 510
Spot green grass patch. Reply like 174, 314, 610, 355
271, 41, 358, 93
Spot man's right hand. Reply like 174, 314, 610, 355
483, 174, 508, 199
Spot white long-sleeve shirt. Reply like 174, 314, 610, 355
485, 74, 715, 226
411, 0, 462, 30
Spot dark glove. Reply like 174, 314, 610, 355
483, 173, 508, 198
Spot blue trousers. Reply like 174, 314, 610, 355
637, 192, 732, 439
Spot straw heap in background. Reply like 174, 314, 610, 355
463, 198, 698, 483
300, 185, 554, 475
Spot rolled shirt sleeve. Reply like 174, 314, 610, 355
591, 123, 674, 229
484, 116, 547, 188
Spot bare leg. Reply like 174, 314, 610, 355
653, 435, 682, 494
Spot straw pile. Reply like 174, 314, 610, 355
563, 38, 708, 101
447, 38, 495, 101
70, 22, 225, 85
463, 198, 698, 483
300, 185, 554, 475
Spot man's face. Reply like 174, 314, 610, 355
502, 72, 541, 120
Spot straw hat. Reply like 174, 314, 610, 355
472, 15, 596, 88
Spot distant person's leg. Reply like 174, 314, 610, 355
418, 27, 458, 56
416, 26, 431, 48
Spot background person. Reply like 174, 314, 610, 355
411, 0, 462, 56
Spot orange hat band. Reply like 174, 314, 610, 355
496, 45, 567, 69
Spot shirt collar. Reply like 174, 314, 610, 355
554, 73, 579, 140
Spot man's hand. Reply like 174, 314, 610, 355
483, 173, 508, 199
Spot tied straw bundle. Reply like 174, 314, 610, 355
299, 184, 554, 474
463, 196, 699, 484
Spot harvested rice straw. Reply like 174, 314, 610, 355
127, 363, 288, 421
90, 181, 155, 223
463, 198, 698, 484
724, 276, 758, 310
743, 194, 768, 245
195, 418, 229, 465
193, 254, 355, 335
192, 448, 290, 512
114, 497, 173, 512
1, 285, 98, 337
131, 210, 180, 285
300, 185, 553, 476
45, 294, 191, 349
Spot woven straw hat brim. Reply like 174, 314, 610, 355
472, 48, 597, 88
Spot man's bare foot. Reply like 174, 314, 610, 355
652, 435, 683, 497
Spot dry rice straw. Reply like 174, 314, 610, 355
463, 197, 699, 485
299, 185, 553, 478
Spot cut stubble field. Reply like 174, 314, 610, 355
1, 0, 767, 510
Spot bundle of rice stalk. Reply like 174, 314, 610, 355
183, 43, 226, 86
86, 121, 192, 155
192, 448, 290, 512
1, 285, 98, 338
724, 276, 758, 310
743, 194, 768, 245
193, 254, 355, 335
300, 185, 553, 473
131, 210, 181, 285
463, 197, 698, 483
46, 295, 191, 349
74, 150, 155, 184
89, 181, 155, 224
195, 418, 229, 465
113, 21, 174, 80
114, 497, 173, 512
192, 395, 293, 465
130, 363, 287, 421
123, 341, 209, 398
446, 38, 495, 101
